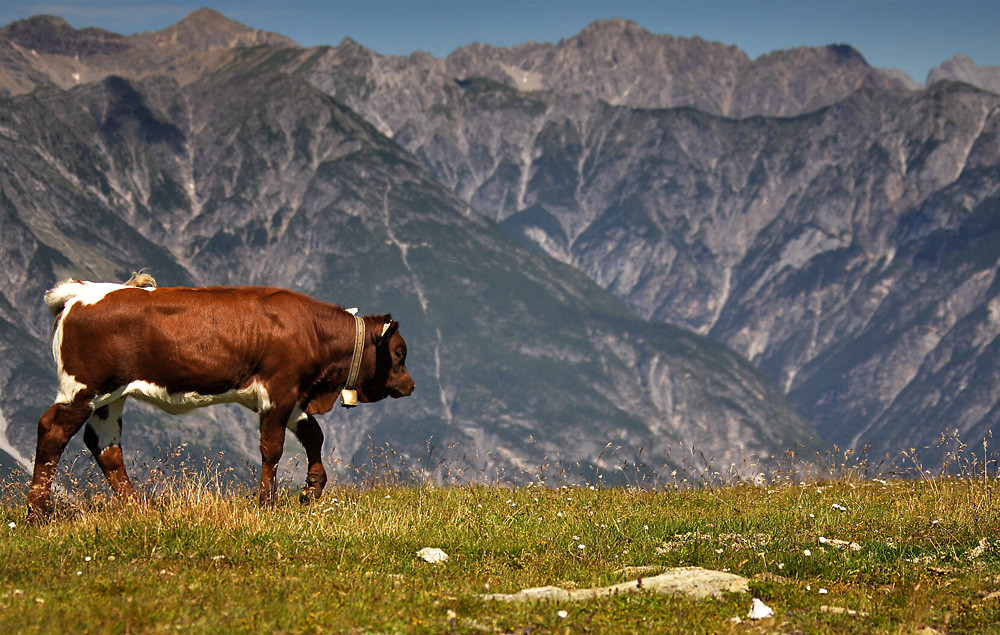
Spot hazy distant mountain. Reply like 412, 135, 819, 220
0, 10, 996, 479
928, 54, 1000, 94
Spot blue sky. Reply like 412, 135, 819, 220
1, 1, 997, 84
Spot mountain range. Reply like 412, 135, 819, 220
0, 9, 997, 482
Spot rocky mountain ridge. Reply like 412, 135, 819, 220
0, 17, 814, 481
1, 11, 997, 475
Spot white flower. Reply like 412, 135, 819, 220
819, 588, 828, 594
7, 522, 14, 529
803, 549, 812, 556
578, 543, 586, 550
557, 610, 568, 619
819, 536, 828, 544
84, 556, 92, 562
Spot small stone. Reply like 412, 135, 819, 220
748, 598, 774, 619
417, 547, 449, 564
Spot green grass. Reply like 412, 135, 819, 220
2, 460, 998, 634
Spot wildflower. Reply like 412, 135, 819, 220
7, 521, 14, 529
84, 556, 92, 562
578, 543, 586, 550
819, 588, 828, 594
803, 549, 812, 556
557, 610, 568, 619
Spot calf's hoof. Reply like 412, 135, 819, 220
26, 505, 49, 526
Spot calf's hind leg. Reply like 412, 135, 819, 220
257, 405, 293, 505
291, 414, 327, 503
83, 398, 138, 502
27, 397, 93, 522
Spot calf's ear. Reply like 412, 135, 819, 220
374, 315, 398, 343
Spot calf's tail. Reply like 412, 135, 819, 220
43, 281, 81, 316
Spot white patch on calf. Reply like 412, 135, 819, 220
52, 314, 87, 405
49, 281, 154, 404
285, 406, 306, 433
45, 280, 154, 315
84, 399, 125, 451
92, 379, 273, 415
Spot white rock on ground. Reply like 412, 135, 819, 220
416, 547, 449, 564
481, 566, 748, 602
748, 597, 775, 619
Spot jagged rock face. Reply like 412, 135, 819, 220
129, 8, 298, 51
1, 11, 997, 474
443, 19, 907, 118
0, 15, 130, 56
357, 76, 999, 459
0, 60, 811, 481
291, 29, 999, 461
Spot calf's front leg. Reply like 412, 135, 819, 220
292, 414, 327, 503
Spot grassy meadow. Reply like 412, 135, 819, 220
1, 441, 998, 634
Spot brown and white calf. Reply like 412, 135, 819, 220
27, 277, 414, 522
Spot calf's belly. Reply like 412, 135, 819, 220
92, 379, 273, 414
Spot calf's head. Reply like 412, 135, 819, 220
360, 316, 415, 403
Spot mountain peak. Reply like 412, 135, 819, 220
571, 18, 659, 47
131, 7, 297, 51
927, 54, 1000, 93
577, 18, 647, 36
0, 14, 130, 56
